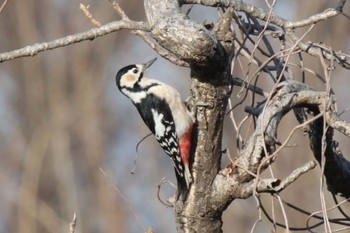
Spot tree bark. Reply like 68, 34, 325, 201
175, 72, 232, 233
144, 0, 233, 232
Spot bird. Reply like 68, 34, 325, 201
115, 58, 194, 199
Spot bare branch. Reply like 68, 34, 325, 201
182, 0, 346, 29
256, 161, 317, 193
284, 6, 343, 29
79, 4, 102, 27
231, 77, 268, 97
99, 168, 148, 232
287, 31, 350, 69
107, 0, 129, 20
108, 0, 189, 66
69, 213, 77, 233
327, 115, 350, 137
213, 80, 350, 205
0, 20, 149, 63
0, 0, 7, 13
230, 160, 316, 198
157, 177, 175, 208
183, 0, 350, 69
0, 1, 187, 66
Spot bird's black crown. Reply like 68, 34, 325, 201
115, 64, 137, 89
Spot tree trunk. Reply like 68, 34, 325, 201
144, 0, 233, 232
174, 72, 232, 233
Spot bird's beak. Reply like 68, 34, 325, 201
142, 58, 157, 71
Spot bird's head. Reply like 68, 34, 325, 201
116, 58, 157, 92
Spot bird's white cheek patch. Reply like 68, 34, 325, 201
151, 109, 166, 137
120, 74, 137, 88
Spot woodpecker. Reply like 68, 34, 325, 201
115, 58, 194, 198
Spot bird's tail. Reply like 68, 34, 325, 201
175, 164, 192, 201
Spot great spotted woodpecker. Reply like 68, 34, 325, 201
115, 58, 194, 198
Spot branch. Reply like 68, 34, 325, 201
0, 20, 149, 63
298, 105, 350, 198
69, 213, 77, 233
183, 0, 346, 28
183, 0, 350, 69
108, 0, 189, 66
79, 4, 102, 27
219, 161, 316, 199
287, 31, 350, 69
255, 161, 317, 193
0, 0, 7, 13
325, 114, 350, 138
231, 77, 268, 97
144, 0, 227, 67
283, 5, 345, 29
212, 80, 350, 205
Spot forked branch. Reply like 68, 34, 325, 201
213, 80, 350, 207
183, 0, 350, 69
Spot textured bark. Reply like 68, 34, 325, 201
295, 99, 350, 199
144, 0, 225, 67
175, 70, 232, 233
309, 116, 350, 198
144, 1, 232, 232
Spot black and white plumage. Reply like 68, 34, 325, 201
115, 58, 194, 198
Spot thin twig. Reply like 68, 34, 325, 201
107, 0, 129, 20
275, 194, 290, 232
0, 0, 7, 13
69, 213, 77, 233
332, 194, 350, 219
287, 31, 350, 69
157, 177, 175, 207
79, 4, 102, 27
227, 99, 244, 148
183, 0, 346, 29
254, 24, 317, 191
319, 47, 334, 233
184, 0, 350, 69
132, 133, 152, 174
99, 167, 148, 232
250, 193, 263, 233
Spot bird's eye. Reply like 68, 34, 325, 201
133, 69, 138, 74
